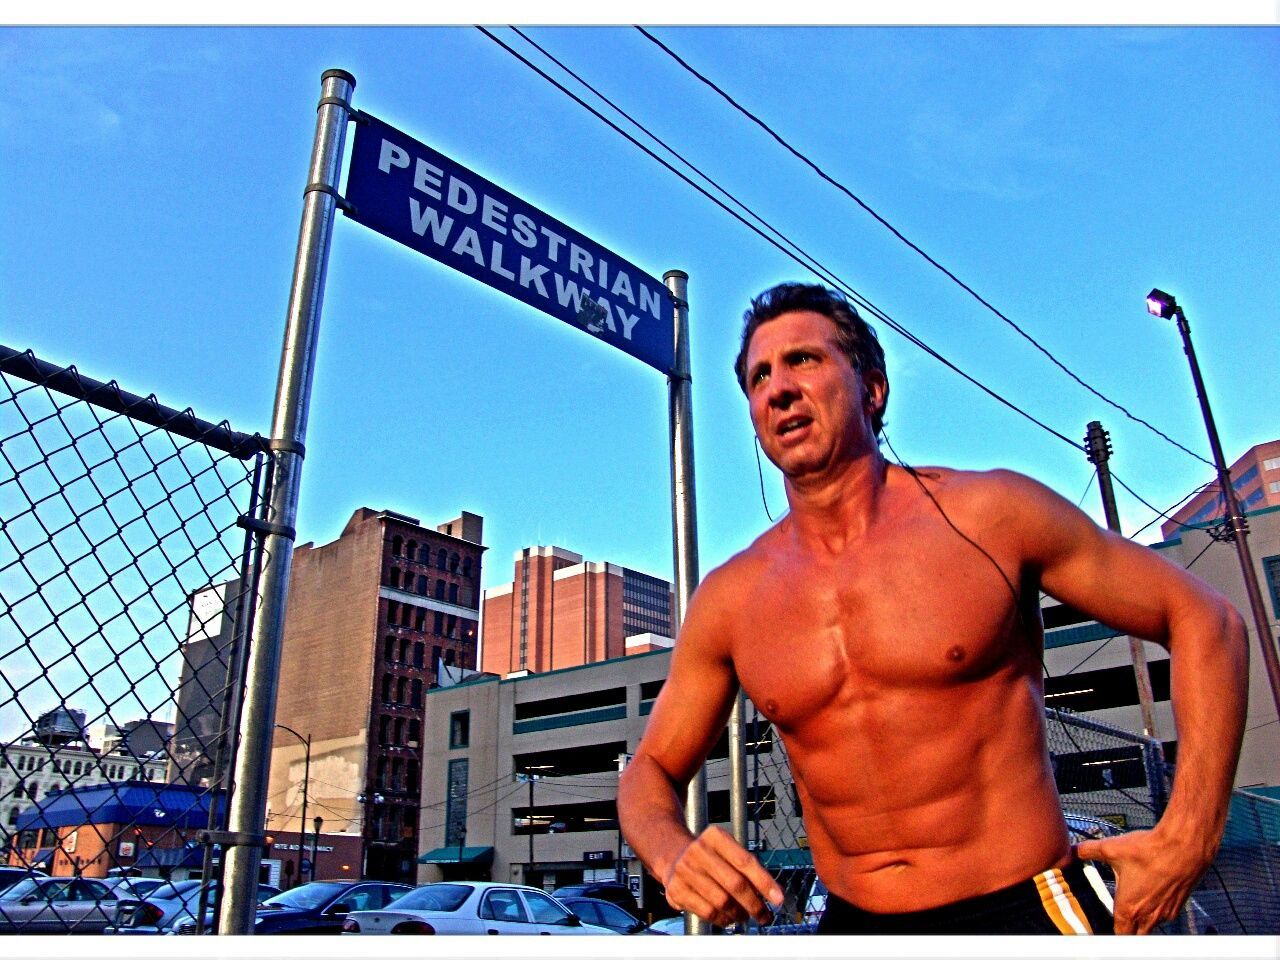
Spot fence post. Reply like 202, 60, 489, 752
218, 69, 355, 935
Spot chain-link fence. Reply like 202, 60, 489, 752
729, 703, 1278, 934
0, 346, 269, 933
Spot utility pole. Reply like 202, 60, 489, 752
1084, 422, 1161, 741
273, 724, 311, 887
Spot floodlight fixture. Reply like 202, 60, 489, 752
1145, 288, 1179, 319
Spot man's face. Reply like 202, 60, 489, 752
743, 310, 884, 478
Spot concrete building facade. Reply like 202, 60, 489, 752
261, 506, 485, 885
481, 547, 674, 676
416, 648, 805, 923
1044, 501, 1280, 788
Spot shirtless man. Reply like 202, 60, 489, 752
617, 282, 1247, 935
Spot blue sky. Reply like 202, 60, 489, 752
4, 24, 1278, 597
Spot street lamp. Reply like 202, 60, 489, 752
1148, 288, 1280, 720
274, 724, 311, 888
311, 816, 323, 882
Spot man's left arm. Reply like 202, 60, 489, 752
998, 470, 1248, 934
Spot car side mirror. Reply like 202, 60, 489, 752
563, 914, 581, 926
329, 903, 350, 915
629, 921, 647, 933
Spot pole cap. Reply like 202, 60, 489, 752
663, 270, 689, 281
322, 69, 357, 88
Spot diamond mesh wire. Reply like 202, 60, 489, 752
0, 347, 268, 933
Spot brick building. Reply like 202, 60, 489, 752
1162, 438, 1280, 539
481, 546, 674, 676
262, 507, 485, 884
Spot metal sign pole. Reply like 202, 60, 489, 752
218, 69, 355, 936
664, 270, 710, 936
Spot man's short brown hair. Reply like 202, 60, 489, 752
735, 282, 889, 436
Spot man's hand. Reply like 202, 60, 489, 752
1075, 828, 1212, 934
662, 825, 785, 928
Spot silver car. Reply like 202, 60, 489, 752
342, 881, 618, 935
0, 875, 124, 934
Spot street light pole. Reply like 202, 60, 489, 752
311, 816, 322, 882
1148, 288, 1280, 721
274, 724, 310, 887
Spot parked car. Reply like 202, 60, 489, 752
559, 896, 656, 934
0, 875, 128, 934
0, 868, 47, 897
648, 915, 686, 935
341, 881, 618, 935
175, 879, 411, 935
98, 875, 166, 900
105, 878, 280, 934
550, 881, 639, 915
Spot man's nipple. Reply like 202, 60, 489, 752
946, 645, 966, 663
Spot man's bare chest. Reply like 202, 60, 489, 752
730, 532, 1027, 731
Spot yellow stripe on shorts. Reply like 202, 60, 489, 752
1033, 868, 1092, 935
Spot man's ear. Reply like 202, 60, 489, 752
863, 370, 889, 420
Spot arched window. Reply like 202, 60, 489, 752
413, 643, 425, 669
409, 718, 421, 742
436, 549, 447, 570
419, 544, 431, 563
406, 540, 418, 561
434, 580, 445, 600
416, 575, 428, 594
462, 557, 473, 579
448, 583, 459, 604
444, 648, 456, 666
406, 761, 419, 794
384, 636, 395, 661
376, 756, 387, 789
394, 717, 405, 745
413, 608, 426, 632
389, 568, 401, 589
391, 536, 403, 557
411, 679, 424, 708
382, 674, 393, 702
400, 605, 411, 627
379, 715, 390, 744
386, 601, 399, 625
391, 758, 404, 791
433, 613, 444, 635
399, 637, 410, 662
449, 553, 460, 573
432, 646, 442, 671
396, 676, 409, 704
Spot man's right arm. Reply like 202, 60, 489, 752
617, 565, 783, 927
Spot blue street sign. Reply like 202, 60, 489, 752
344, 112, 675, 375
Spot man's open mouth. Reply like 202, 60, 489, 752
777, 416, 813, 437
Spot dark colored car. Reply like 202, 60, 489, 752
178, 879, 411, 935
559, 896, 655, 935
550, 882, 639, 916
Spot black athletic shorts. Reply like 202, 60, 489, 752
816, 858, 1115, 934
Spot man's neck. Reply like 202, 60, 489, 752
782, 448, 889, 554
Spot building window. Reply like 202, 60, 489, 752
449, 553, 460, 573
445, 759, 468, 847
419, 544, 431, 564
1269, 480, 1280, 494
411, 679, 423, 708
394, 717, 405, 745
408, 719, 421, 743
1264, 555, 1280, 619
396, 677, 409, 704
383, 636, 395, 661
448, 583, 459, 604
406, 540, 418, 561
1263, 457, 1280, 472
386, 601, 399, 625
463, 557, 473, 579
413, 642, 425, 669
389, 568, 401, 589
416, 575, 428, 594
399, 637, 411, 662
391, 536, 403, 557
379, 716, 390, 745
449, 711, 470, 749
434, 580, 445, 600
381, 675, 393, 702
433, 613, 444, 635
436, 549, 448, 571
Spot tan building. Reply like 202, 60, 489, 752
416, 647, 800, 922
262, 506, 485, 885
1044, 501, 1280, 788
481, 546, 674, 676
1162, 438, 1280, 540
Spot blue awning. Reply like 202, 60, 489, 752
418, 845, 494, 865
13, 783, 220, 832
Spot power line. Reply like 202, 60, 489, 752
633, 26, 1213, 469
480, 26, 1084, 454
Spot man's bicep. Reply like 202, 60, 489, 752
1013, 473, 1202, 646
634, 582, 738, 786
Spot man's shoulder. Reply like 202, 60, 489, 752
904, 464, 1050, 506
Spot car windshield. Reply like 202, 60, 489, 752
390, 884, 472, 913
261, 881, 347, 911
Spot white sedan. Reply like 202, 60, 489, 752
342, 881, 619, 935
